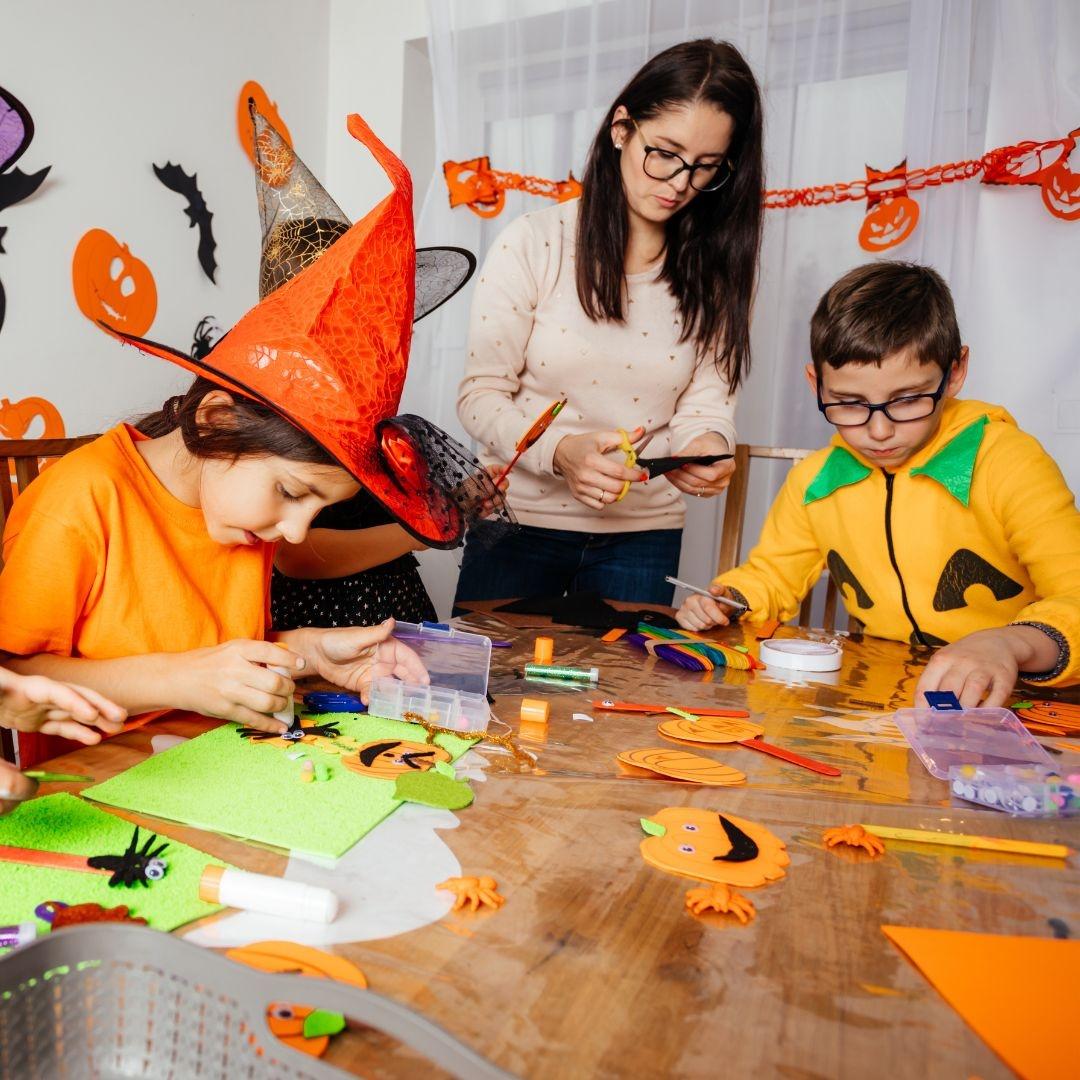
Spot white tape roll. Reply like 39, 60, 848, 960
759, 638, 843, 671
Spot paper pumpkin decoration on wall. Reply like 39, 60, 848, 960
859, 160, 919, 252
640, 807, 790, 888
71, 228, 157, 336
1042, 154, 1080, 221
0, 395, 64, 439
237, 80, 292, 169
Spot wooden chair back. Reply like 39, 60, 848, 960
1, 436, 99, 764
716, 443, 856, 633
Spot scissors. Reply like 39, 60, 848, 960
615, 429, 655, 501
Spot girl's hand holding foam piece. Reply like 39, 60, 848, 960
0, 758, 36, 816
285, 619, 428, 705
0, 668, 127, 743
175, 639, 306, 732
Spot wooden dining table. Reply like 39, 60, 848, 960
24, 608, 1080, 1079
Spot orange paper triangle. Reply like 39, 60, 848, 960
882, 925, 1080, 1080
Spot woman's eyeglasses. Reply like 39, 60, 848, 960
626, 118, 733, 193
817, 365, 953, 428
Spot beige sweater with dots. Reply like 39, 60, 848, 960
457, 200, 737, 533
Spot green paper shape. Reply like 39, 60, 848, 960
1012, 701, 1034, 710
0, 793, 226, 942
803, 446, 873, 505
84, 714, 475, 860
640, 817, 667, 837
303, 1010, 346, 1039
433, 760, 456, 779
910, 415, 989, 506
393, 771, 474, 810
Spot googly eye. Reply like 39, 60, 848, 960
144, 859, 167, 880
269, 1004, 295, 1020
682, 823, 698, 832
282, 729, 305, 742
679, 844, 696, 854
602, 700, 615, 707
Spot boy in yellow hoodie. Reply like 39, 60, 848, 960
678, 262, 1080, 705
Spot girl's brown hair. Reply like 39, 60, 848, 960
135, 375, 340, 466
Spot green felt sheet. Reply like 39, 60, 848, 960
0, 794, 226, 939
84, 714, 476, 860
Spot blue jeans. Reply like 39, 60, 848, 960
454, 523, 682, 608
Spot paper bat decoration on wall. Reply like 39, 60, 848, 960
0, 84, 52, 335
153, 161, 218, 283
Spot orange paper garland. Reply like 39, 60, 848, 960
443, 123, 1080, 248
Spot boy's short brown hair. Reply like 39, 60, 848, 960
810, 262, 961, 376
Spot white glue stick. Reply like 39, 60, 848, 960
199, 865, 339, 923
269, 644, 296, 728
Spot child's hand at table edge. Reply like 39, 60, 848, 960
914, 625, 1061, 708
676, 584, 736, 631
0, 668, 127, 743
173, 639, 305, 732
0, 759, 36, 816
283, 619, 429, 705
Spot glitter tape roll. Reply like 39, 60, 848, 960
759, 638, 843, 671
520, 698, 550, 724
534, 636, 554, 664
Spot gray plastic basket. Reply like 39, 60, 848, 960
0, 924, 513, 1079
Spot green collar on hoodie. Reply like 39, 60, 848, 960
804, 415, 990, 506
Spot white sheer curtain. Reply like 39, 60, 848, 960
408, 0, 1080, 618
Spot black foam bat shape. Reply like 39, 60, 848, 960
637, 452, 732, 477
0, 164, 49, 215
153, 161, 218, 283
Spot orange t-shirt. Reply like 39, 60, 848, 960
0, 424, 275, 662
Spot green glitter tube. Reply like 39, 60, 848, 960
524, 662, 599, 684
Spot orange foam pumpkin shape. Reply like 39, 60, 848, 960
858, 195, 920, 251
71, 228, 157, 336
265, 1002, 346, 1059
640, 807, 789, 888
657, 714, 765, 745
341, 739, 451, 780
237, 80, 292, 168
617, 747, 745, 786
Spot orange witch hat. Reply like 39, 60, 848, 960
110, 113, 501, 548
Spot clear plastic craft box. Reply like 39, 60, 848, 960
893, 704, 1054, 780
370, 621, 493, 733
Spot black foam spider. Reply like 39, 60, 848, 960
237, 716, 341, 742
87, 826, 169, 888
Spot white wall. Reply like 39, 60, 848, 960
0, 0, 331, 436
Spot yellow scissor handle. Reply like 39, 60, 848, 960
615, 428, 637, 502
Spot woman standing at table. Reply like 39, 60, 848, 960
455, 39, 763, 607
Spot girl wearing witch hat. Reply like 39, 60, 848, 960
228, 104, 484, 630
0, 112, 506, 736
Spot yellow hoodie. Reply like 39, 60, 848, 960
717, 399, 1080, 686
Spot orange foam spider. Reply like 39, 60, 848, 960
822, 824, 885, 857
437, 876, 505, 913
684, 883, 756, 924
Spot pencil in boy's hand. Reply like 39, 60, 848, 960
665, 576, 749, 612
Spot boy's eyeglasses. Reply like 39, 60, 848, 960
817, 364, 953, 428
627, 118, 734, 193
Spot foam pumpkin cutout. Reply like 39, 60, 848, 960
858, 195, 919, 251
237, 81, 292, 172
266, 1003, 346, 1059
657, 715, 765, 745
341, 739, 452, 780
71, 228, 157, 336
225, 941, 368, 988
616, 747, 745, 786
0, 395, 64, 439
640, 807, 789, 889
